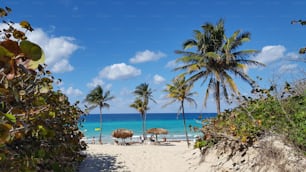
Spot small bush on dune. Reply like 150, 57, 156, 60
197, 79, 306, 155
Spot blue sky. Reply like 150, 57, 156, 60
4, 0, 306, 113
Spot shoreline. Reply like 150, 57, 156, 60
80, 134, 201, 145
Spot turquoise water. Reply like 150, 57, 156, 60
79, 113, 216, 143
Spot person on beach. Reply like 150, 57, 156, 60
92, 136, 95, 144
140, 135, 144, 143
163, 137, 167, 142
150, 135, 155, 142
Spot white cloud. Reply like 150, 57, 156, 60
61, 86, 83, 97
51, 59, 74, 73
86, 77, 105, 88
86, 77, 113, 90
26, 28, 78, 73
278, 64, 298, 73
153, 74, 166, 84
165, 60, 177, 68
0, 24, 78, 73
129, 50, 166, 64
99, 63, 141, 80
286, 52, 300, 60
253, 45, 286, 65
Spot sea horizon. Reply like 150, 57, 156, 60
79, 112, 217, 143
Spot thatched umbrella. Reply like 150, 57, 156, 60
112, 128, 133, 144
146, 128, 168, 142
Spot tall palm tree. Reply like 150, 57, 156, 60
130, 98, 148, 139
85, 85, 114, 144
164, 76, 197, 147
175, 19, 264, 114
132, 83, 155, 139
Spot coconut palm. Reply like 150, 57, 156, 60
85, 85, 114, 144
175, 19, 264, 114
164, 76, 197, 147
132, 83, 155, 139
130, 98, 148, 139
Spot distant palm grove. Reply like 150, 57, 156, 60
1, 3, 305, 171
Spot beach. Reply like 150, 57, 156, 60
78, 141, 206, 172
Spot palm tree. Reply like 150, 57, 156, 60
132, 83, 155, 139
175, 19, 264, 114
130, 98, 148, 140
85, 85, 114, 144
164, 76, 197, 147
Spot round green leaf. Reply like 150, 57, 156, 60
20, 40, 43, 61
28, 52, 45, 70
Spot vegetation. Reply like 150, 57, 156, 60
175, 19, 264, 114
85, 85, 114, 144
195, 79, 306, 155
164, 76, 197, 147
0, 5, 85, 171
1, 1, 304, 170
130, 98, 148, 140
130, 83, 155, 139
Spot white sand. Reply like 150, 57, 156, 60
79, 136, 306, 172
78, 141, 207, 172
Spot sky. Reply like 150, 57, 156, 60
3, 0, 306, 114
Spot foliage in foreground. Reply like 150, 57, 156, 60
0, 6, 85, 171
195, 80, 306, 155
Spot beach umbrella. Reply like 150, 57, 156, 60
112, 128, 133, 144
146, 128, 168, 142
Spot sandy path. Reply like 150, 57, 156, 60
78, 141, 204, 172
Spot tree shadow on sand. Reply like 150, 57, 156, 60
78, 153, 128, 172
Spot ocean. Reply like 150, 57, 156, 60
79, 113, 216, 143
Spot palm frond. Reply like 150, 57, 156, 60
221, 82, 231, 103
174, 18, 262, 113
232, 49, 258, 59
183, 39, 197, 50
203, 78, 214, 107
222, 71, 238, 94
235, 59, 265, 67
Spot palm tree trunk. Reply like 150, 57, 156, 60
99, 107, 103, 144
141, 113, 145, 140
144, 112, 147, 140
216, 81, 221, 115
181, 101, 190, 147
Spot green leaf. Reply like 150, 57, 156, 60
5, 113, 16, 123
38, 125, 47, 136
19, 21, 33, 31
20, 40, 43, 61
0, 8, 8, 17
28, 52, 45, 70
49, 112, 55, 118
37, 149, 46, 158
0, 45, 14, 58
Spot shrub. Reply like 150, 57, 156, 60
0, 5, 85, 171
199, 80, 306, 155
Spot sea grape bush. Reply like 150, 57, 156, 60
0, 5, 85, 171
196, 80, 306, 154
